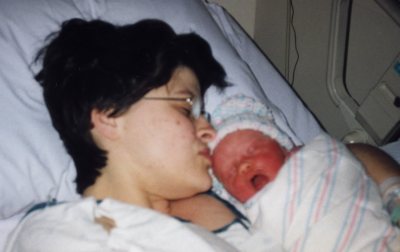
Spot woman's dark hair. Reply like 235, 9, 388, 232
35, 18, 227, 194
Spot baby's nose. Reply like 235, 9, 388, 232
238, 162, 252, 175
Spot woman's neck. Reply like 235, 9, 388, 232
83, 169, 172, 214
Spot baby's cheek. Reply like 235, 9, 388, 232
256, 155, 284, 179
211, 152, 226, 175
226, 179, 256, 203
267, 160, 283, 178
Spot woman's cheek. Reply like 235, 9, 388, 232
174, 118, 197, 139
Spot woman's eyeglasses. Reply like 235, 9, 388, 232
143, 96, 211, 122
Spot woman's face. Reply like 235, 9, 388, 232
212, 129, 288, 203
116, 66, 215, 200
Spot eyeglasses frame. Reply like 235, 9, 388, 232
143, 96, 211, 122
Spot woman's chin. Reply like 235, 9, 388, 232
198, 176, 213, 192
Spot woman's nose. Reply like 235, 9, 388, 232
195, 116, 216, 143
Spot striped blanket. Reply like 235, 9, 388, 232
242, 133, 400, 251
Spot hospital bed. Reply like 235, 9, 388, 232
0, 0, 398, 249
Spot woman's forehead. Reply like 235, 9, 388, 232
166, 67, 200, 96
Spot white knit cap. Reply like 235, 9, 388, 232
209, 94, 294, 152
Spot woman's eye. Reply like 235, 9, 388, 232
180, 107, 192, 117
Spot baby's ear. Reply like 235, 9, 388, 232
90, 109, 119, 140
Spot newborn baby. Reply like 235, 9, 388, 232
209, 94, 298, 203
172, 94, 400, 251
206, 94, 400, 251
211, 129, 298, 203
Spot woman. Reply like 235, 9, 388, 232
5, 18, 245, 251
37, 18, 226, 206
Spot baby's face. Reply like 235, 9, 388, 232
212, 129, 288, 203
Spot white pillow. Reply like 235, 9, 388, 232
0, 0, 305, 219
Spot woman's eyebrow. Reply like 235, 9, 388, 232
174, 89, 196, 98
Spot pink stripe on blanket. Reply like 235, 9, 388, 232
313, 139, 338, 222
337, 179, 367, 252
378, 226, 396, 252
288, 153, 299, 224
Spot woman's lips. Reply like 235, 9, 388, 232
199, 148, 211, 161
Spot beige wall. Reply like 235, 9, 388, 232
264, 0, 350, 137
254, 0, 289, 80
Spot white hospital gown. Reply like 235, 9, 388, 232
5, 198, 239, 252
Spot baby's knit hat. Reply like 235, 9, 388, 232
209, 94, 294, 151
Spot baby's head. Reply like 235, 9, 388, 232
209, 95, 294, 203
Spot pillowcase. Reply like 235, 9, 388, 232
0, 0, 307, 219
